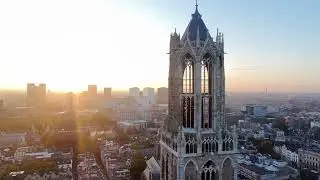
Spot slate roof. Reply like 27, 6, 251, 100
184, 6, 209, 41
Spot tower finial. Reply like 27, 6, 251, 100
192, 0, 201, 18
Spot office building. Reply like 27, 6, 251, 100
157, 87, 168, 104
159, 4, 237, 180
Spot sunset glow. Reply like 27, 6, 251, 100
0, 0, 319, 93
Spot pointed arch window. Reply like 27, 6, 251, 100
201, 61, 211, 128
201, 60, 209, 94
183, 60, 194, 94
200, 55, 213, 129
182, 58, 195, 128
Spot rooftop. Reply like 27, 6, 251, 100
182, 5, 209, 42
146, 157, 160, 172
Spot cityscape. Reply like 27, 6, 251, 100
0, 0, 320, 180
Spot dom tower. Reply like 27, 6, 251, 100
160, 3, 238, 180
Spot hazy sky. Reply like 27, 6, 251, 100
0, 0, 319, 93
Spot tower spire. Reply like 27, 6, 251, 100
193, 0, 200, 17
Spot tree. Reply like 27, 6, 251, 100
130, 153, 146, 180
248, 137, 281, 159
272, 119, 289, 132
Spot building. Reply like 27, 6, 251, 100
245, 104, 268, 118
277, 145, 299, 166
14, 146, 35, 161
100, 141, 131, 180
129, 87, 140, 98
77, 152, 105, 180
64, 92, 76, 120
26, 83, 46, 107
143, 87, 155, 105
65, 92, 74, 111
311, 120, 320, 128
0, 98, 5, 110
88, 85, 97, 96
142, 157, 160, 180
0, 132, 26, 147
159, 4, 237, 180
275, 130, 285, 143
78, 91, 89, 109
237, 154, 298, 180
157, 87, 168, 104
117, 120, 147, 132
8, 171, 73, 180
104, 87, 112, 99
299, 147, 320, 171
79, 85, 99, 108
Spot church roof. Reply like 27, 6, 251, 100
184, 5, 209, 41
146, 157, 160, 172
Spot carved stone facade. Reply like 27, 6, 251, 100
160, 4, 238, 180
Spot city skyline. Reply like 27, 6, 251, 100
0, 0, 319, 93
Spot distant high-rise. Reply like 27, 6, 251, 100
86, 85, 99, 108
65, 92, 74, 111
143, 87, 155, 105
0, 98, 5, 110
157, 87, 168, 104
88, 85, 97, 96
65, 92, 76, 120
129, 87, 140, 97
78, 91, 89, 109
104, 88, 112, 99
26, 83, 46, 107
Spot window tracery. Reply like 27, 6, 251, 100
185, 136, 197, 154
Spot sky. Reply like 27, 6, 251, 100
0, 0, 319, 93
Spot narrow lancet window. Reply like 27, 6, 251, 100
182, 59, 195, 128
183, 61, 194, 93
201, 61, 209, 94
200, 60, 212, 128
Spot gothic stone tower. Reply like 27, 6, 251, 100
160, 4, 238, 180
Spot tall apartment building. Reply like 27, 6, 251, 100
26, 83, 46, 107
143, 87, 155, 105
129, 87, 140, 97
88, 85, 97, 96
78, 85, 100, 109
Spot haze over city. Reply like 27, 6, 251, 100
2, 1, 320, 180
0, 0, 319, 93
